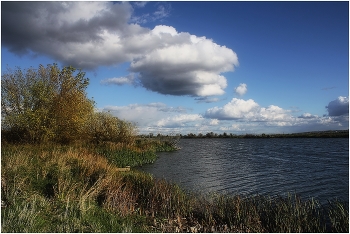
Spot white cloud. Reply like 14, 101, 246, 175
205, 98, 260, 120
133, 2, 148, 8
203, 97, 349, 133
234, 83, 247, 96
258, 105, 293, 122
3, 2, 238, 97
156, 114, 204, 127
204, 98, 300, 124
326, 96, 349, 116
100, 100, 348, 134
153, 4, 171, 20
102, 103, 196, 133
130, 3, 170, 24
209, 119, 220, 125
298, 113, 318, 119
101, 74, 136, 86
129, 27, 238, 96
205, 98, 296, 126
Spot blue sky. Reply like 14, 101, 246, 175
1, 1, 349, 134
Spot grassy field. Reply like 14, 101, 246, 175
1, 143, 348, 232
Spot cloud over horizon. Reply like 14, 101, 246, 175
100, 97, 349, 135
204, 98, 294, 124
2, 1, 238, 97
204, 97, 349, 131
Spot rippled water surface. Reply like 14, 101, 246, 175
139, 138, 349, 203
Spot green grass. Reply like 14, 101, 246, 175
1, 144, 348, 232
91, 139, 177, 168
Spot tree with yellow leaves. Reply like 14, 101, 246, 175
2, 64, 135, 144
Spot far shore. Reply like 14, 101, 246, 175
138, 129, 349, 139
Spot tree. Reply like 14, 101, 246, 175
86, 112, 136, 144
1, 64, 94, 143
2, 64, 139, 145
49, 65, 94, 143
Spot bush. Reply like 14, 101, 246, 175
1, 64, 94, 144
86, 112, 136, 144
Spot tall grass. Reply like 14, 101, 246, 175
1, 145, 149, 232
93, 142, 157, 168
2, 144, 348, 232
92, 139, 179, 168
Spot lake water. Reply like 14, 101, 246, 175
139, 138, 349, 204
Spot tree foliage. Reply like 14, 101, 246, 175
1, 64, 136, 144
86, 112, 136, 144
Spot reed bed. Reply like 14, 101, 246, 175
2, 144, 348, 232
92, 140, 178, 168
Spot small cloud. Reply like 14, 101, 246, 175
321, 86, 336, 91
209, 119, 219, 125
151, 103, 188, 113
234, 83, 247, 96
289, 106, 302, 113
205, 98, 259, 120
195, 97, 220, 103
133, 2, 147, 8
156, 114, 203, 128
131, 2, 170, 24
153, 4, 171, 20
298, 113, 318, 119
326, 96, 349, 116
101, 74, 136, 86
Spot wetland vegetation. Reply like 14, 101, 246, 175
2, 143, 349, 232
1, 64, 348, 232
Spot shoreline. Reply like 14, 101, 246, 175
2, 143, 348, 232
180, 129, 349, 139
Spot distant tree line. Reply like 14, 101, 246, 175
178, 130, 348, 139
1, 64, 136, 144
140, 130, 348, 139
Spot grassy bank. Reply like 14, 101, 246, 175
2, 143, 348, 232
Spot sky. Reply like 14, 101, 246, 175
1, 1, 349, 135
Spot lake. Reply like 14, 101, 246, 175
139, 138, 349, 204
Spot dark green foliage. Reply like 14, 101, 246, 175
95, 146, 157, 168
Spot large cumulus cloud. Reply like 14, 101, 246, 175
2, 2, 138, 67
128, 25, 238, 96
2, 2, 238, 97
